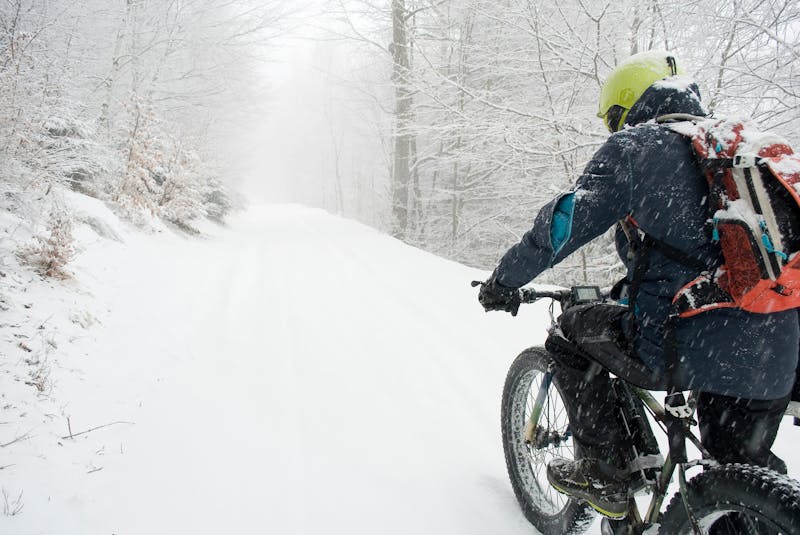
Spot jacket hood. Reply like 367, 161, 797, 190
624, 76, 707, 127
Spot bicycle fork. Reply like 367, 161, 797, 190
523, 370, 553, 444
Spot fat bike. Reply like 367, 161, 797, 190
487, 283, 800, 535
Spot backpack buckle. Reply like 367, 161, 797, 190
733, 153, 757, 168
773, 284, 792, 296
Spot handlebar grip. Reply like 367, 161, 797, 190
471, 279, 570, 305
520, 288, 571, 303
519, 288, 546, 303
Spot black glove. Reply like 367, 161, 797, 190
476, 277, 522, 316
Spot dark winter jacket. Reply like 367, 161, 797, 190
494, 78, 799, 400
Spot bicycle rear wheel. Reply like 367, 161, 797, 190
660, 463, 800, 534
501, 347, 594, 534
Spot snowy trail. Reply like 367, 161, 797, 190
5, 204, 799, 535
9, 205, 547, 534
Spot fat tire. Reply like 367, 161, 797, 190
501, 347, 594, 534
660, 463, 800, 534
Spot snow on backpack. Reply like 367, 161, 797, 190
655, 114, 800, 317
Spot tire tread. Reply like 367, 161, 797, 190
501, 347, 594, 534
661, 463, 800, 534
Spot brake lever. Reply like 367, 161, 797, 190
471, 280, 484, 288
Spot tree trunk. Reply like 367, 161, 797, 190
99, 1, 133, 131
390, 0, 412, 240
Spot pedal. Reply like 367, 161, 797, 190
623, 454, 663, 495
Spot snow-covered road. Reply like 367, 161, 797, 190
96, 205, 538, 534
2, 205, 555, 533
3, 204, 799, 534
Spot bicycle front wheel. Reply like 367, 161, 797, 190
500, 347, 594, 535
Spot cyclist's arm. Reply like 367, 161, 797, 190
493, 136, 633, 288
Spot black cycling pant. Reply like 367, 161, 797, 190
697, 392, 789, 474
550, 354, 627, 467
551, 312, 790, 474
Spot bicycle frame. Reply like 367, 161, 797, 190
525, 372, 710, 531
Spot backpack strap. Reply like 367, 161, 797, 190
645, 234, 708, 273
620, 216, 692, 463
620, 217, 708, 301
655, 113, 707, 124
622, 216, 722, 314
618, 217, 649, 313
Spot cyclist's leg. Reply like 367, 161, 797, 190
552, 303, 634, 468
547, 305, 640, 517
691, 393, 790, 534
697, 391, 790, 474
548, 357, 631, 518
551, 354, 627, 469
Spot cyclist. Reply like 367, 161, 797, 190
477, 50, 798, 519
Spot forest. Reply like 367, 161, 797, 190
1, 0, 286, 275
1, 0, 799, 285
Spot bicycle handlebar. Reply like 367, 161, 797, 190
519, 287, 572, 303
471, 280, 571, 304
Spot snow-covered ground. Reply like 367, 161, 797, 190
1, 201, 798, 534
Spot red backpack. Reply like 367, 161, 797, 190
656, 114, 800, 317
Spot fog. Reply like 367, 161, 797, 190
240, 34, 328, 205
238, 7, 386, 223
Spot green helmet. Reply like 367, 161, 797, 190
598, 50, 683, 132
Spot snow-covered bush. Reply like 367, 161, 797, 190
113, 97, 207, 231
156, 148, 205, 231
203, 177, 233, 223
18, 211, 76, 279
39, 116, 111, 199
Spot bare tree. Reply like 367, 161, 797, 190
390, 0, 413, 239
